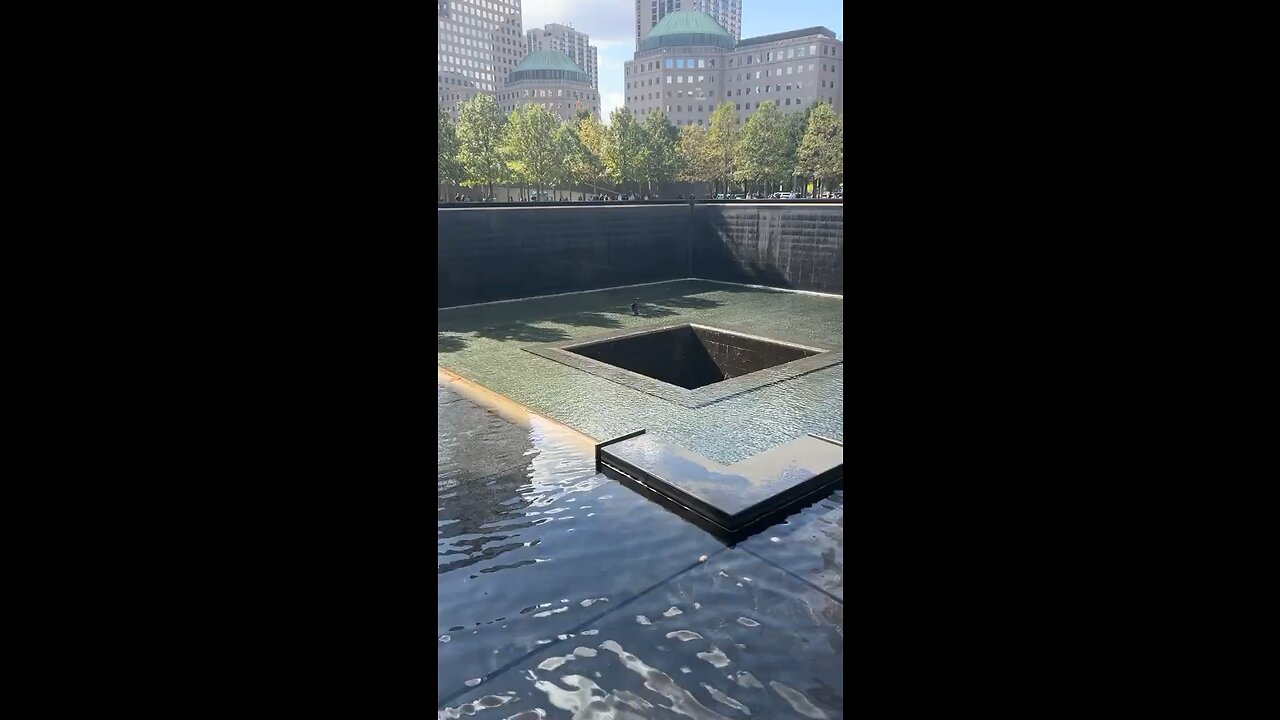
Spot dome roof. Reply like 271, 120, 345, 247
640, 11, 734, 51
508, 50, 590, 84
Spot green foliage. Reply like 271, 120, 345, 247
575, 114, 607, 189
783, 107, 811, 189
676, 124, 714, 187
734, 101, 790, 190
795, 102, 843, 190
641, 110, 677, 192
552, 123, 586, 194
438, 107, 462, 187
706, 103, 739, 193
603, 107, 647, 193
502, 103, 560, 196
456, 95, 507, 196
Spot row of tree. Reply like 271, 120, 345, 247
438, 95, 843, 200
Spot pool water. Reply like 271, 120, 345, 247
439, 376, 844, 718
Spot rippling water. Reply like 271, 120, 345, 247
438, 378, 843, 717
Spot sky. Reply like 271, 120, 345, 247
520, 0, 843, 120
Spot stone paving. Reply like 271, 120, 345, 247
438, 280, 843, 466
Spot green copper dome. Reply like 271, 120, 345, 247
508, 50, 589, 84
640, 10, 734, 51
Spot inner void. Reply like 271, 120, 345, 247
566, 325, 820, 390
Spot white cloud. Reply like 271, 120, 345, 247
520, 0, 635, 45
602, 92, 625, 120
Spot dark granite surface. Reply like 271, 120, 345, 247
599, 432, 843, 532
525, 321, 842, 410
437, 205, 843, 308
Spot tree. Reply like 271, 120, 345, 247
734, 102, 790, 195
502, 103, 560, 200
706, 103, 738, 196
438, 106, 463, 199
676, 124, 715, 195
783, 107, 811, 194
576, 113, 608, 194
795, 102, 843, 197
603, 107, 647, 195
551, 123, 583, 200
455, 95, 507, 200
641, 110, 677, 197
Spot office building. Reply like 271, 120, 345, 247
623, 11, 843, 127
437, 0, 525, 119
497, 51, 600, 122
526, 23, 599, 89
636, 0, 741, 49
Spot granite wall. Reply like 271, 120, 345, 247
438, 205, 692, 307
438, 204, 843, 307
691, 205, 844, 295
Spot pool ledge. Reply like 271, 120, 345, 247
596, 430, 843, 539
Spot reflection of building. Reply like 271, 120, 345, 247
437, 0, 525, 120
636, 0, 741, 49
526, 23, 599, 89
623, 11, 843, 127
498, 50, 600, 122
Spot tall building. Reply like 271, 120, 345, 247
497, 51, 600, 123
437, 0, 525, 119
635, 0, 741, 49
526, 23, 599, 90
623, 11, 843, 128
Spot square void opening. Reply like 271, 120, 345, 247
566, 325, 819, 390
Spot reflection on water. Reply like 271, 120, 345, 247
438, 541, 845, 718
438, 376, 843, 717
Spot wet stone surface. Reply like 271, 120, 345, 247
438, 385, 725, 704
739, 488, 845, 601
438, 280, 843, 466
438, 549, 843, 719
438, 389, 532, 484
601, 432, 842, 532
437, 380, 844, 717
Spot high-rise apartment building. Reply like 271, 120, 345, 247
437, 0, 525, 119
624, 12, 844, 127
526, 23, 599, 90
635, 0, 741, 49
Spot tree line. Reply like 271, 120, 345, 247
438, 95, 843, 200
